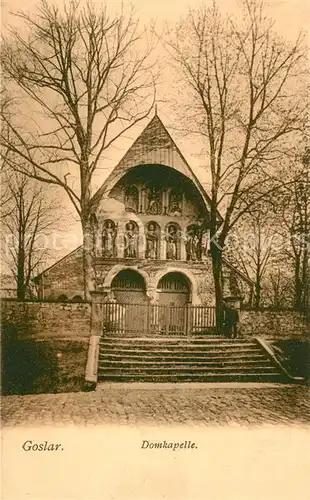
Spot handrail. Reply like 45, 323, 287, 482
255, 337, 305, 383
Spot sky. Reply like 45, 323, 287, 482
1, 0, 309, 273
2, 0, 309, 29
2, 0, 308, 172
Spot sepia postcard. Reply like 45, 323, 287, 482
1, 0, 309, 498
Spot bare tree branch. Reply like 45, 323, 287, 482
1, 0, 157, 298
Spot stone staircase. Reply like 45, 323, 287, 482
98, 336, 287, 382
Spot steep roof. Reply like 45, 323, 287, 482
32, 246, 82, 280
91, 113, 219, 219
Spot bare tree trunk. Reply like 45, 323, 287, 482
301, 249, 309, 310
254, 256, 262, 309
294, 257, 302, 310
81, 218, 94, 302
254, 282, 261, 310
17, 245, 25, 300
210, 241, 223, 330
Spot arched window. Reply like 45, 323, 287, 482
124, 220, 139, 258
165, 222, 181, 260
145, 221, 161, 259
124, 186, 139, 213
102, 219, 117, 258
72, 295, 83, 302
58, 294, 68, 302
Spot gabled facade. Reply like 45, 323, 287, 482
35, 114, 253, 307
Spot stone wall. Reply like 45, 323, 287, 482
2, 335, 90, 395
1, 299, 91, 338
1, 299, 92, 395
239, 310, 309, 339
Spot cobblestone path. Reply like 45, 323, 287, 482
2, 383, 310, 427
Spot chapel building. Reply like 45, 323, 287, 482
34, 114, 252, 325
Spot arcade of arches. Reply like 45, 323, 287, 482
100, 217, 207, 262
96, 164, 211, 263
111, 269, 191, 307
106, 269, 193, 335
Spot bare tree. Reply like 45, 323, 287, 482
277, 153, 309, 311
225, 204, 278, 309
1, 0, 156, 299
165, 0, 308, 323
1, 171, 62, 300
0, 93, 14, 215
264, 267, 294, 309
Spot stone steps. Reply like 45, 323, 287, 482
99, 353, 268, 362
99, 359, 270, 370
97, 336, 285, 383
98, 373, 284, 383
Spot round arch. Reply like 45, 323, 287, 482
102, 265, 151, 296
152, 267, 200, 305
111, 269, 146, 291
111, 268, 149, 306
95, 163, 212, 215
158, 272, 191, 293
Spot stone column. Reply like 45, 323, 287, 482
85, 291, 105, 383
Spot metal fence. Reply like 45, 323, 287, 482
102, 302, 216, 335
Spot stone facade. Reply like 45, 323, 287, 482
34, 114, 253, 307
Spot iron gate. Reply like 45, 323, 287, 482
102, 302, 216, 335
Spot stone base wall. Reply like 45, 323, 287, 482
2, 299, 308, 394
1, 299, 91, 338
1, 300, 92, 395
2, 336, 89, 395
239, 310, 309, 339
